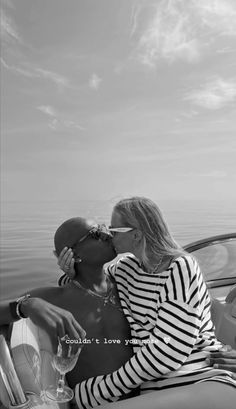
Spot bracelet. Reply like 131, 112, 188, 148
9, 301, 20, 321
16, 294, 31, 319
9, 294, 31, 320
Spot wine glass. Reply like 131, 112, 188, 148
45, 337, 82, 403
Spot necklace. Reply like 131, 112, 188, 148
71, 277, 122, 310
144, 256, 163, 274
153, 256, 163, 272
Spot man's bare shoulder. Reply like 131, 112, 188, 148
29, 284, 80, 309
29, 285, 65, 303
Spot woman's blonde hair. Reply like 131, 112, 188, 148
113, 196, 186, 270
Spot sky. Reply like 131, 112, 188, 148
1, 0, 236, 203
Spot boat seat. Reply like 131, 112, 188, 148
225, 285, 236, 303
211, 288, 236, 349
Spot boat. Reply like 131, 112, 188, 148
184, 233, 236, 348
0, 233, 236, 408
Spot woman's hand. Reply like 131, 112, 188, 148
207, 345, 236, 378
21, 297, 86, 354
56, 247, 76, 280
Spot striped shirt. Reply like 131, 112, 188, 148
75, 254, 235, 408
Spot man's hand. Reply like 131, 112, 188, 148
21, 297, 86, 354
207, 345, 236, 379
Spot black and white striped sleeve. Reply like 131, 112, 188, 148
75, 256, 202, 408
58, 274, 71, 286
105, 261, 117, 279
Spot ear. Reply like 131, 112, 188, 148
53, 250, 58, 258
133, 229, 143, 244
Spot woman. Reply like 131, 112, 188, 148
59, 197, 236, 409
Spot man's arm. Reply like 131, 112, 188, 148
0, 300, 18, 327
0, 297, 86, 354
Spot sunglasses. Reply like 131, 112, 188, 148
78, 224, 112, 243
72, 225, 113, 263
78, 224, 134, 243
108, 227, 134, 236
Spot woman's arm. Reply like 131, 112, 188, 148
74, 256, 202, 408
75, 302, 200, 408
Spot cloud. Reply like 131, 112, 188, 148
63, 120, 85, 130
1, 58, 70, 91
216, 46, 235, 54
37, 105, 56, 117
89, 73, 102, 90
0, 4, 69, 91
133, 0, 236, 67
196, 0, 236, 36
185, 77, 236, 109
48, 118, 59, 131
37, 105, 85, 132
130, 2, 143, 38
1, 58, 35, 77
134, 1, 201, 66
0, 8, 22, 45
35, 68, 69, 90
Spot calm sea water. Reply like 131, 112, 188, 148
0, 199, 235, 300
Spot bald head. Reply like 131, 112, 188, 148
54, 217, 94, 256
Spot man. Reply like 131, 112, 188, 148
21, 217, 134, 389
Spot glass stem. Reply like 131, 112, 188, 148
57, 373, 65, 395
